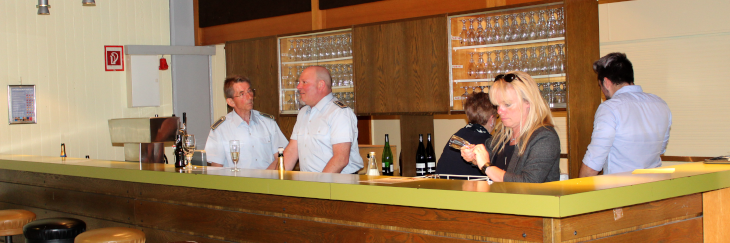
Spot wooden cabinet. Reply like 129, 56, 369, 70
353, 16, 450, 115
277, 29, 354, 115
448, 3, 567, 111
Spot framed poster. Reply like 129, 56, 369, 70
104, 45, 124, 71
8, 85, 37, 124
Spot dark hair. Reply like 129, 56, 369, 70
593, 52, 634, 85
464, 92, 496, 125
223, 76, 251, 99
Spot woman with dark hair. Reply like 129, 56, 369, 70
435, 91, 498, 176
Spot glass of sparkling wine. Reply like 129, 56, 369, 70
183, 134, 196, 170
229, 140, 240, 172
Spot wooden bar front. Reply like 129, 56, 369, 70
1, 156, 728, 242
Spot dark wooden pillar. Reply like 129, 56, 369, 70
565, 0, 601, 178
400, 115, 434, 177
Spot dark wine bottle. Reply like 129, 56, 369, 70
381, 134, 393, 176
174, 134, 185, 168
426, 133, 436, 175
416, 134, 426, 176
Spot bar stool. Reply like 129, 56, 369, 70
74, 227, 145, 243
0, 209, 36, 243
23, 218, 86, 243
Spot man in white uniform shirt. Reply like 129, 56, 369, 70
205, 76, 288, 169
580, 53, 672, 177
268, 66, 363, 173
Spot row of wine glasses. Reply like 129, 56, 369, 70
463, 43, 565, 79
284, 91, 303, 111
539, 82, 567, 105
457, 7, 565, 46
282, 63, 354, 89
286, 34, 353, 62
456, 86, 489, 101
334, 92, 355, 108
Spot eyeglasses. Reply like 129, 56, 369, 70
503, 73, 524, 83
233, 89, 256, 98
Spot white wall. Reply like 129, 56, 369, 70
599, 0, 730, 156
0, 1, 171, 160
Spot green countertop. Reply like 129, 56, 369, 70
2, 154, 729, 218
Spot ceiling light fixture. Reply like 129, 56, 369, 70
82, 0, 96, 6
37, 0, 50, 15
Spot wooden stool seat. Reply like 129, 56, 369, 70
0, 209, 36, 236
74, 227, 145, 243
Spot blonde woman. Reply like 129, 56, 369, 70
461, 71, 561, 183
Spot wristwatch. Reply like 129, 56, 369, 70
480, 162, 492, 174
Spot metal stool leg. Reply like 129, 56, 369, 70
5, 235, 12, 243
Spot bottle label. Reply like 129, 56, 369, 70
389, 164, 393, 172
427, 162, 436, 173
416, 164, 425, 168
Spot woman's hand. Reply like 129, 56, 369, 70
461, 144, 490, 168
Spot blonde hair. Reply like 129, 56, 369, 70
488, 71, 554, 155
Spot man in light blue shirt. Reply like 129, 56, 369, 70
205, 76, 288, 169
580, 53, 672, 177
268, 66, 363, 173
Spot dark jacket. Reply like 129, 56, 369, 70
486, 126, 561, 183
436, 124, 492, 176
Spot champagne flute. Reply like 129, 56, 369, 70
230, 140, 240, 172
183, 134, 196, 171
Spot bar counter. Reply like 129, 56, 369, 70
1, 154, 729, 242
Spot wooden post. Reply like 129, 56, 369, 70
311, 0, 325, 30
565, 0, 600, 179
400, 115, 434, 177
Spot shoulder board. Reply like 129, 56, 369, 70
259, 112, 275, 120
333, 100, 348, 109
210, 116, 226, 130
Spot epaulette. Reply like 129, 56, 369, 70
210, 116, 226, 130
333, 100, 348, 108
259, 112, 275, 120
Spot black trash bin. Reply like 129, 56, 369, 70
22, 218, 85, 243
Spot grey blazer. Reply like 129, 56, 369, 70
485, 126, 561, 183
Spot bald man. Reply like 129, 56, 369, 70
267, 66, 363, 173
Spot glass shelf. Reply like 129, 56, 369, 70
452, 37, 565, 51
282, 56, 353, 65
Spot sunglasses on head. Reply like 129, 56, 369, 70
503, 73, 524, 83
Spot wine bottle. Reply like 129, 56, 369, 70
416, 134, 426, 176
174, 134, 185, 168
426, 133, 436, 174
381, 134, 393, 176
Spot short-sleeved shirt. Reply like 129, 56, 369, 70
205, 110, 288, 169
291, 93, 363, 173
582, 85, 672, 174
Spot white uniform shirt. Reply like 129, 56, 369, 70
291, 93, 363, 173
582, 85, 672, 174
205, 110, 288, 169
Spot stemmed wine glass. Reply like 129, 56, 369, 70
287, 40, 296, 61
467, 19, 476, 46
229, 140, 240, 172
475, 17, 485, 45
183, 134, 196, 171
528, 11, 538, 40
459, 19, 468, 46
510, 13, 520, 42
502, 49, 511, 73
519, 13, 530, 41
467, 52, 476, 78
537, 10, 548, 39
502, 14, 512, 43
493, 16, 502, 44
494, 50, 503, 75
484, 16, 494, 44
476, 52, 486, 79
485, 51, 494, 80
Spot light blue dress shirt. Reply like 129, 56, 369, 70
291, 93, 363, 174
205, 110, 288, 169
583, 85, 672, 174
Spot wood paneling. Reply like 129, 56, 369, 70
590, 217, 702, 243
201, 12, 312, 46
0, 182, 135, 224
704, 187, 730, 243
560, 193, 702, 241
399, 115, 435, 176
357, 115, 372, 145
134, 182, 543, 241
354, 16, 449, 114
564, 0, 600, 179
0, 169, 134, 197
225, 37, 280, 119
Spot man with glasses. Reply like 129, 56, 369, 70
579, 53, 672, 177
268, 66, 363, 173
204, 76, 288, 169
